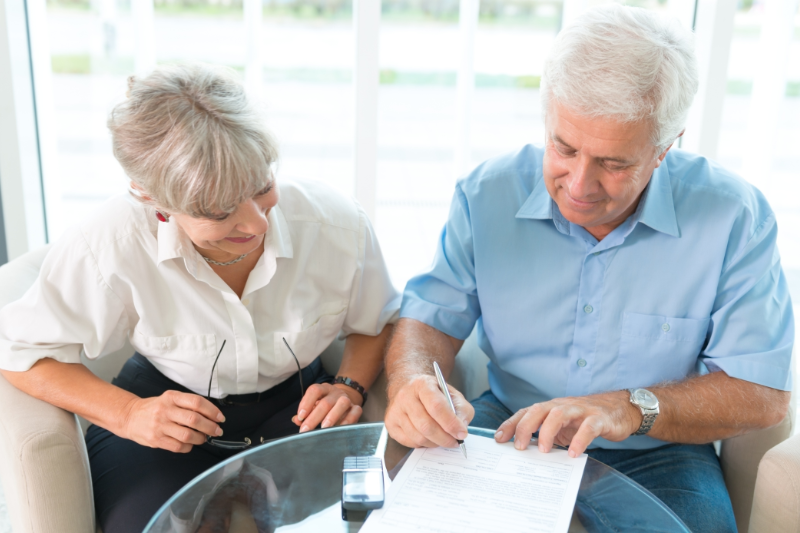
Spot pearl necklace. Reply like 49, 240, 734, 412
202, 251, 250, 266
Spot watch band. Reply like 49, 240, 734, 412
635, 411, 658, 436
628, 388, 659, 436
334, 376, 368, 406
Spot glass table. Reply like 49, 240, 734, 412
143, 423, 690, 533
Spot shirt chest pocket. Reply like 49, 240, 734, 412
615, 313, 710, 390
269, 307, 347, 377
131, 332, 217, 382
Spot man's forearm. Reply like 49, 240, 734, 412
385, 318, 464, 400
645, 371, 790, 443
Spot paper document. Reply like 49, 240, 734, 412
361, 434, 586, 533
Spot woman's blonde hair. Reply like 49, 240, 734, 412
109, 63, 278, 218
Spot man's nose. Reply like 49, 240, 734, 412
566, 156, 598, 199
236, 200, 269, 235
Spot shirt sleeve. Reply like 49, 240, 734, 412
340, 205, 401, 337
0, 229, 129, 371
399, 184, 481, 340
701, 210, 794, 391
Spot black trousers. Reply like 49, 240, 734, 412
86, 353, 330, 533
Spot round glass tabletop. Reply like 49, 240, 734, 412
143, 423, 689, 533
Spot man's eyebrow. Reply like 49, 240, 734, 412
551, 133, 632, 165
551, 133, 575, 151
599, 156, 632, 165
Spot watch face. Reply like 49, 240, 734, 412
633, 389, 658, 409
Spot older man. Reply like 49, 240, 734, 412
383, 5, 792, 532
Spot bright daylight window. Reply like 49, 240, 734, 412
39, 0, 800, 301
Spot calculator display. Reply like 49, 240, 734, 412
342, 456, 385, 511
343, 471, 383, 501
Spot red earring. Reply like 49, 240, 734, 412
156, 211, 169, 222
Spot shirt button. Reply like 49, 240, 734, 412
593, 252, 600, 256
577, 359, 587, 367
584, 305, 593, 314
662, 323, 670, 332
242, 298, 251, 306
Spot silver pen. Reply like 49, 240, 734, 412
433, 361, 468, 459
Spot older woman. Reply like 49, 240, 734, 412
0, 64, 399, 533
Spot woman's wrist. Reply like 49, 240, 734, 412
333, 382, 365, 407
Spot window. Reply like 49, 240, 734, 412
2, 0, 798, 308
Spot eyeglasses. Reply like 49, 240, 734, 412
205, 338, 305, 450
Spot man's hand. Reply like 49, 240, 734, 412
385, 374, 474, 449
121, 390, 225, 453
495, 391, 642, 458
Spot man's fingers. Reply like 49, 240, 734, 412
449, 387, 475, 425
537, 405, 574, 453
419, 386, 468, 442
297, 384, 327, 422
568, 416, 604, 458
407, 395, 460, 448
495, 408, 528, 443
513, 404, 551, 450
397, 411, 440, 448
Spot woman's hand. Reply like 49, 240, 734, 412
121, 390, 225, 453
292, 383, 363, 433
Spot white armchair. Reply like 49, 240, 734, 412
0, 245, 795, 532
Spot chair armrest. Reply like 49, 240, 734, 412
720, 411, 793, 533
0, 373, 95, 533
749, 432, 800, 532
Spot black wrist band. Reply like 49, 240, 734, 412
333, 376, 368, 406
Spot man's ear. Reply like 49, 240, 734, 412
654, 129, 684, 168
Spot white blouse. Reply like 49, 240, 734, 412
0, 179, 400, 397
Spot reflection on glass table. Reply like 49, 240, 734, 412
143, 423, 690, 533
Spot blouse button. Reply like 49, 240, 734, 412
662, 323, 670, 332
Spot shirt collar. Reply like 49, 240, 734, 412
264, 204, 294, 261
515, 167, 552, 221
515, 157, 679, 238
636, 157, 680, 238
156, 204, 294, 271
157, 212, 193, 266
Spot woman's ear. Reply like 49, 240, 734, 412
130, 181, 155, 203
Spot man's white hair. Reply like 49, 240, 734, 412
541, 4, 699, 153
109, 63, 278, 218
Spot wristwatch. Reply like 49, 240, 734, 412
627, 388, 659, 436
334, 376, 368, 406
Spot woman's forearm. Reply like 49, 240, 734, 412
1, 358, 138, 437
337, 324, 394, 393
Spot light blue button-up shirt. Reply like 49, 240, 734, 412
401, 144, 794, 450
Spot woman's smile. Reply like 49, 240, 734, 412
225, 235, 256, 244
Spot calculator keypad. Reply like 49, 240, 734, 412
343, 456, 382, 470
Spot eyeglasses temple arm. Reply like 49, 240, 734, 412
282, 337, 304, 397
